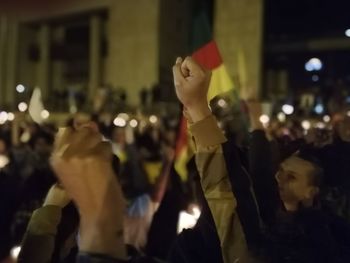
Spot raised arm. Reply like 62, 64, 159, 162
18, 184, 71, 263
173, 57, 250, 263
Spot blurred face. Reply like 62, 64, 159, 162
112, 128, 126, 145
336, 118, 350, 142
0, 140, 7, 155
34, 138, 52, 157
275, 156, 318, 210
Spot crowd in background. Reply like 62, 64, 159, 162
0, 58, 350, 262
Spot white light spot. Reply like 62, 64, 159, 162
259, 114, 270, 124
282, 104, 294, 115
41, 110, 50, 119
347, 111, 350, 117
0, 111, 8, 124
7, 112, 15, 121
277, 112, 286, 122
0, 155, 9, 169
302, 120, 311, 130
314, 104, 324, 114
16, 84, 25, 93
149, 115, 158, 124
345, 29, 350, 37
217, 99, 227, 108
315, 122, 326, 129
18, 102, 28, 112
113, 117, 126, 127
323, 115, 330, 122
118, 113, 130, 121
129, 119, 138, 128
10, 246, 21, 260
305, 58, 323, 72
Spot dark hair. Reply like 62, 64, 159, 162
296, 147, 324, 187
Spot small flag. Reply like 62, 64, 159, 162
190, 11, 234, 101
28, 87, 45, 124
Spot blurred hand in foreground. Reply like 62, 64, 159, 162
51, 123, 127, 259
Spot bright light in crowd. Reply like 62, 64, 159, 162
177, 205, 201, 234
0, 155, 10, 169
113, 117, 126, 127
314, 104, 324, 114
7, 112, 15, 121
312, 75, 319, 82
277, 112, 286, 122
259, 114, 270, 125
129, 119, 138, 128
217, 99, 227, 108
18, 102, 28, 112
16, 84, 25, 93
118, 113, 130, 121
282, 104, 294, 115
345, 29, 350, 37
302, 120, 311, 130
347, 111, 350, 117
0, 111, 8, 124
41, 110, 50, 119
323, 115, 331, 123
316, 122, 326, 129
305, 58, 323, 72
149, 115, 158, 124
10, 246, 21, 260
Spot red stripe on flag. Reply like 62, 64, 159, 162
192, 40, 223, 70
175, 116, 187, 158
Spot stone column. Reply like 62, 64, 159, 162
89, 15, 101, 101
5, 19, 19, 108
37, 24, 50, 100
215, 0, 263, 98
0, 16, 8, 107
106, 0, 160, 105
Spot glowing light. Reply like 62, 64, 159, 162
302, 120, 311, 130
18, 102, 28, 112
323, 115, 330, 123
259, 114, 270, 124
0, 155, 9, 169
118, 113, 130, 121
177, 205, 201, 234
16, 84, 25, 93
149, 115, 158, 124
314, 104, 324, 114
217, 99, 227, 108
129, 119, 138, 128
305, 58, 323, 72
41, 110, 50, 119
10, 246, 21, 260
277, 112, 286, 122
345, 29, 350, 37
315, 122, 326, 129
113, 117, 126, 127
7, 112, 15, 121
282, 104, 294, 115
0, 111, 8, 124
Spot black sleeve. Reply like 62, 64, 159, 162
249, 130, 280, 226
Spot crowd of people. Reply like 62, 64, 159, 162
0, 57, 350, 262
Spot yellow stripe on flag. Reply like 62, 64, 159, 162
207, 64, 234, 101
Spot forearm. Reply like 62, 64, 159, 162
18, 206, 62, 263
190, 114, 241, 262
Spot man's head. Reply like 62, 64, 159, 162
275, 150, 323, 211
